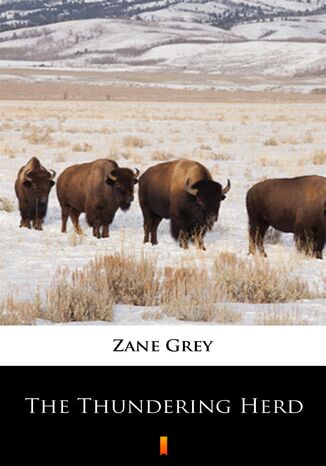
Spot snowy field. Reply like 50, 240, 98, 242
0, 99, 326, 325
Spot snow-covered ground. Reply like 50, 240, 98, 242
0, 100, 326, 325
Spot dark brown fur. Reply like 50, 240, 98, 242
138, 159, 230, 249
246, 175, 326, 259
14, 157, 56, 230
56, 159, 138, 238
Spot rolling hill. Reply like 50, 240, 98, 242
0, 0, 325, 32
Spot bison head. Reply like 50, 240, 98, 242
107, 167, 139, 211
185, 178, 231, 229
23, 168, 56, 203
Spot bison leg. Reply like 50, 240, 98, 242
143, 222, 150, 243
102, 225, 110, 238
61, 207, 69, 233
314, 233, 324, 259
294, 225, 316, 257
248, 221, 268, 257
70, 208, 82, 234
300, 229, 324, 259
33, 218, 43, 231
20, 217, 31, 229
141, 205, 160, 245
150, 215, 162, 245
93, 225, 101, 239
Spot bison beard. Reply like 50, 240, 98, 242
171, 184, 222, 249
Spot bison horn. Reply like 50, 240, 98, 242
24, 169, 33, 183
185, 178, 198, 196
49, 169, 56, 180
108, 172, 117, 182
222, 179, 231, 195
134, 168, 140, 178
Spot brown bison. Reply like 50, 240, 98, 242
15, 157, 56, 230
246, 175, 326, 259
56, 159, 139, 238
138, 159, 230, 250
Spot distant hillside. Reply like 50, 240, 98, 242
0, 0, 325, 33
0, 18, 325, 80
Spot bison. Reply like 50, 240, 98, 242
56, 159, 139, 238
138, 159, 230, 250
15, 157, 56, 230
246, 175, 326, 259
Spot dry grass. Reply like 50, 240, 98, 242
0, 121, 14, 130
0, 249, 320, 324
161, 267, 242, 323
282, 136, 299, 145
254, 307, 318, 325
312, 149, 326, 165
0, 143, 15, 157
152, 150, 173, 161
54, 153, 67, 163
218, 134, 233, 144
72, 142, 92, 152
162, 267, 219, 322
40, 252, 161, 322
0, 196, 15, 212
123, 136, 146, 148
258, 156, 281, 167
0, 295, 37, 325
213, 252, 315, 304
42, 268, 115, 323
91, 254, 161, 306
142, 309, 165, 320
208, 151, 233, 161
263, 137, 278, 146
121, 149, 144, 163
23, 125, 53, 145
303, 131, 314, 144
199, 143, 212, 151
68, 231, 85, 247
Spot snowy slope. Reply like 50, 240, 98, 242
232, 14, 326, 40
0, 19, 325, 80
0, 18, 243, 63
0, 0, 325, 32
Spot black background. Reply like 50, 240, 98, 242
0, 366, 324, 462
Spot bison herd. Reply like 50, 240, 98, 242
13, 156, 326, 259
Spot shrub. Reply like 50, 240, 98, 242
213, 252, 314, 304
0, 295, 37, 325
263, 137, 278, 146
0, 196, 14, 212
123, 136, 146, 148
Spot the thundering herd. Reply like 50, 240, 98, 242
14, 156, 326, 259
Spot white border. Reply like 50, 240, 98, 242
0, 326, 325, 365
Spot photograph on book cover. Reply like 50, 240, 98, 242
0, 0, 326, 328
